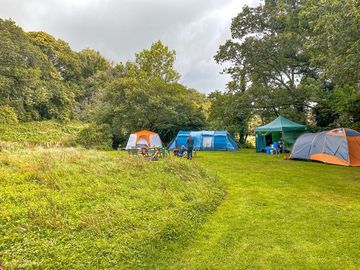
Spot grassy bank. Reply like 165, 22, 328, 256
0, 148, 224, 269
0, 121, 85, 148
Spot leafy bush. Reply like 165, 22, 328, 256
0, 105, 18, 125
77, 123, 113, 149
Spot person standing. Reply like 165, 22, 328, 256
187, 135, 194, 160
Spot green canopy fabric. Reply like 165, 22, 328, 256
256, 116, 306, 133
255, 116, 306, 152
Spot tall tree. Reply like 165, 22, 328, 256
212, 0, 312, 142
301, 0, 360, 129
135, 40, 180, 83
0, 19, 75, 121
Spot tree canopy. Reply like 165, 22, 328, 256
1, 2, 359, 148
210, 0, 360, 143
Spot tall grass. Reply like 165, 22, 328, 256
0, 121, 85, 148
0, 148, 224, 269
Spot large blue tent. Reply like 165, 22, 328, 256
168, 131, 238, 151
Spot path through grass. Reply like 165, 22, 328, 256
173, 150, 360, 269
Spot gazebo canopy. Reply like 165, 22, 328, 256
256, 116, 306, 133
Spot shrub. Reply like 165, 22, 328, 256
77, 123, 112, 149
0, 105, 18, 125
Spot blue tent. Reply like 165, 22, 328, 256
168, 131, 238, 151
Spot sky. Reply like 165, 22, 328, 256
0, 0, 260, 93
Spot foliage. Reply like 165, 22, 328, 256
211, 0, 360, 138
77, 123, 113, 150
0, 148, 224, 269
0, 19, 80, 121
0, 105, 18, 124
135, 40, 180, 83
0, 120, 84, 147
208, 91, 251, 145
97, 49, 206, 146
300, 0, 360, 128
0, 20, 206, 145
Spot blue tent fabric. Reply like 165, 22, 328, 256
168, 131, 238, 151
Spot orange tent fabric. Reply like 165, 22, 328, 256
133, 130, 158, 146
125, 130, 163, 149
291, 128, 360, 166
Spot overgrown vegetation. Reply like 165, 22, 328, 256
0, 121, 84, 148
76, 123, 113, 150
0, 148, 224, 269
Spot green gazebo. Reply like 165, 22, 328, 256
255, 116, 306, 152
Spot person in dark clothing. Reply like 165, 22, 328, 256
187, 135, 194, 160
173, 140, 179, 156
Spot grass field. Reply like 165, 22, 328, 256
1, 121, 360, 269
172, 151, 360, 269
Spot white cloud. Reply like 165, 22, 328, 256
0, 0, 261, 93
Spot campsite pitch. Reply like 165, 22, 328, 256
0, 141, 359, 269
172, 150, 360, 269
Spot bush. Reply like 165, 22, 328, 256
77, 123, 112, 149
0, 105, 18, 125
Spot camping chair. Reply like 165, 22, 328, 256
128, 148, 139, 156
160, 147, 169, 158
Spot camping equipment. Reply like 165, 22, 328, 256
255, 116, 306, 152
168, 131, 238, 151
291, 128, 360, 167
125, 130, 163, 149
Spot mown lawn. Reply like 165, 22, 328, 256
172, 150, 360, 269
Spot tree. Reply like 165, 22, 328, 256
27, 31, 81, 82
96, 54, 205, 147
0, 19, 75, 121
212, 1, 312, 141
208, 91, 251, 145
135, 41, 180, 83
301, 0, 360, 129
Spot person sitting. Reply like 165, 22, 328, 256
141, 145, 149, 157
179, 145, 186, 157
173, 141, 179, 157
278, 140, 284, 153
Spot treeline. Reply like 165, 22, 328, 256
209, 0, 360, 144
1, 0, 360, 148
0, 19, 206, 146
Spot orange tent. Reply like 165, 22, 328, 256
291, 128, 360, 166
125, 130, 163, 149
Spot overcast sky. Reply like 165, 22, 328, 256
0, 0, 260, 93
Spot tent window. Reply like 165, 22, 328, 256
203, 137, 213, 148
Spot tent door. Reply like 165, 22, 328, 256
202, 136, 213, 150
265, 134, 272, 146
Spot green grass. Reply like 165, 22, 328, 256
1, 121, 360, 269
0, 148, 224, 269
0, 121, 85, 148
172, 151, 360, 269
